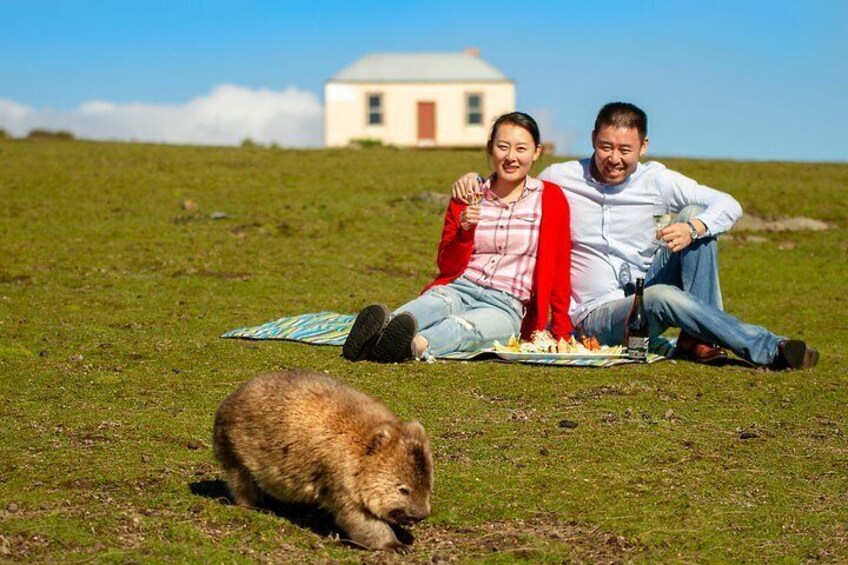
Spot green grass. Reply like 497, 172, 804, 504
1, 139, 846, 563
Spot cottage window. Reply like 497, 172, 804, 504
367, 94, 383, 126
466, 93, 483, 125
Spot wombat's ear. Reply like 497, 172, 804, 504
366, 425, 393, 455
405, 421, 429, 444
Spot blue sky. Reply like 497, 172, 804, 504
1, 0, 845, 161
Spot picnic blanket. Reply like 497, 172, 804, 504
222, 311, 675, 367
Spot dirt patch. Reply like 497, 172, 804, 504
0, 273, 32, 284
0, 533, 51, 560
354, 513, 637, 564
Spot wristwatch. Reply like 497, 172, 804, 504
686, 221, 700, 241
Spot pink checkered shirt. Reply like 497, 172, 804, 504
462, 176, 543, 303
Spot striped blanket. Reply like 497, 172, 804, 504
222, 312, 674, 367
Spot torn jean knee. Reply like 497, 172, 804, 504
420, 308, 519, 357
395, 277, 524, 358
393, 285, 462, 331
448, 314, 477, 332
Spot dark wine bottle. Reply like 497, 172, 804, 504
624, 278, 649, 361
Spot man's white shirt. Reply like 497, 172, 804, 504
538, 158, 743, 324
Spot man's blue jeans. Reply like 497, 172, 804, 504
576, 206, 785, 366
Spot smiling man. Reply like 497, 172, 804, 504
452, 102, 818, 370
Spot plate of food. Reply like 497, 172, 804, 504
491, 331, 626, 360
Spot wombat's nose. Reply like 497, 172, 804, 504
408, 505, 430, 522
389, 508, 428, 525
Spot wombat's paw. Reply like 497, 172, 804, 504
385, 540, 412, 554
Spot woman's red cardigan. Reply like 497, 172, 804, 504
421, 181, 573, 340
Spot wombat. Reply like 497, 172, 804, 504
213, 369, 433, 552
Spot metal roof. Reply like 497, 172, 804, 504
329, 52, 511, 83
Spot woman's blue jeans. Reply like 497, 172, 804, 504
394, 276, 524, 357
576, 206, 785, 365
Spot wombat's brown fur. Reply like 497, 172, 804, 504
213, 369, 433, 552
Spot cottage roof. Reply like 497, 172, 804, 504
330, 52, 511, 83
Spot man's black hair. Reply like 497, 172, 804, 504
594, 102, 648, 140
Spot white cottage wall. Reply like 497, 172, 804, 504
324, 81, 515, 147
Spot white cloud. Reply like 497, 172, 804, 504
0, 84, 323, 147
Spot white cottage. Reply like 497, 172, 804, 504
324, 49, 515, 148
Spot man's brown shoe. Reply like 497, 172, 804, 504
675, 332, 729, 365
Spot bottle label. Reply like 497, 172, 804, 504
627, 337, 649, 360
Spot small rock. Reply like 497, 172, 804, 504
664, 408, 675, 420
6, 503, 18, 513
186, 441, 203, 450
732, 215, 829, 233
558, 419, 578, 429
209, 212, 228, 220
740, 431, 759, 440
39, 350, 49, 357
539, 447, 549, 456
141, 454, 151, 463
181, 199, 198, 213
70, 354, 84, 362
777, 241, 797, 250
414, 192, 451, 207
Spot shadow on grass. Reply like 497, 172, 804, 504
699, 357, 755, 369
188, 479, 414, 547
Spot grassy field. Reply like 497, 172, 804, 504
1, 139, 846, 563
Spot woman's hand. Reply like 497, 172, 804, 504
452, 173, 481, 204
460, 204, 480, 230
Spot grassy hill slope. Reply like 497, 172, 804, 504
1, 140, 846, 562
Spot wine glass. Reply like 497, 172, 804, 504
652, 205, 672, 238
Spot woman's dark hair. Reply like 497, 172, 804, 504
594, 102, 648, 140
486, 112, 541, 153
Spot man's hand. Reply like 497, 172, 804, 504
659, 219, 706, 253
451, 172, 481, 204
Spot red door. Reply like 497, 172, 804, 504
417, 102, 436, 144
